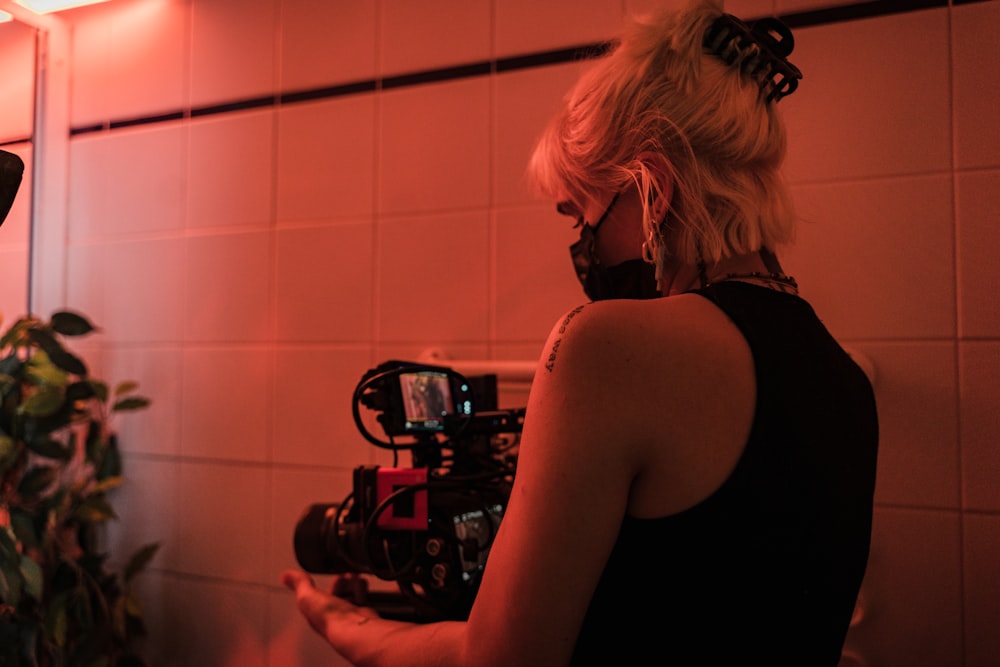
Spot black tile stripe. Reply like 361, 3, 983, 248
781, 0, 946, 27
66, 0, 984, 138
382, 61, 492, 89
495, 42, 615, 73
280, 80, 377, 104
191, 95, 277, 118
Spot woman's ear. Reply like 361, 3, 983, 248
635, 151, 674, 223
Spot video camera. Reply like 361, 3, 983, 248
293, 360, 524, 622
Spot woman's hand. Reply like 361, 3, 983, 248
281, 570, 380, 639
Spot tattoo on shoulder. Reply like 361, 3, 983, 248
545, 305, 586, 373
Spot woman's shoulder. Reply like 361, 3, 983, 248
536, 295, 751, 420
543, 295, 742, 368
536, 294, 756, 516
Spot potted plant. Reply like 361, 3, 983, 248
0, 310, 158, 666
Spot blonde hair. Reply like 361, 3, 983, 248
527, 0, 797, 267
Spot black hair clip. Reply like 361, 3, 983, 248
704, 14, 803, 103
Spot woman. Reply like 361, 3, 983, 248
282, 1, 879, 664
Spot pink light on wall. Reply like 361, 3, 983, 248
14, 0, 109, 13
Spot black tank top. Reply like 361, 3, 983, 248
570, 282, 879, 666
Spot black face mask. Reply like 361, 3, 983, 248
569, 225, 661, 301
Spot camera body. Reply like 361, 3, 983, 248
293, 360, 523, 622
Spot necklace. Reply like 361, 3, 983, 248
706, 271, 799, 291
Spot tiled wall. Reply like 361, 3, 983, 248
0, 19, 34, 323
22, 0, 1000, 665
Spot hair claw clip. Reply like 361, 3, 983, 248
704, 14, 803, 103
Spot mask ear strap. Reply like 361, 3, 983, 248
759, 246, 784, 274
695, 240, 709, 288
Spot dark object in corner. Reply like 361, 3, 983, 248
0, 149, 25, 227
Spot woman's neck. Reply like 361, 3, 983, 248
659, 251, 798, 296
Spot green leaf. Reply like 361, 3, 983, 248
48, 348, 88, 377
25, 437, 72, 461
113, 595, 128, 642
112, 396, 151, 412
0, 434, 17, 468
98, 436, 122, 480
124, 542, 160, 582
0, 526, 21, 564
0, 560, 21, 608
19, 385, 65, 417
115, 380, 140, 396
0, 316, 36, 349
0, 355, 22, 379
10, 508, 39, 551
26, 351, 68, 386
28, 328, 87, 376
46, 591, 69, 647
66, 380, 98, 402
19, 553, 43, 600
126, 589, 144, 617
74, 495, 117, 523
89, 379, 109, 403
50, 311, 97, 336
93, 476, 123, 494
17, 466, 57, 498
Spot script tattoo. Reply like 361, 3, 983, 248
545, 305, 586, 373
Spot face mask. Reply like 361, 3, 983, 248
569, 226, 661, 301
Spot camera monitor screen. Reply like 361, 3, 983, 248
399, 371, 454, 432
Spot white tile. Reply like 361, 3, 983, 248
784, 175, 955, 341
495, 205, 587, 344
190, 0, 277, 108
0, 21, 35, 141
724, 0, 777, 18
182, 230, 272, 342
280, 0, 377, 92
953, 0, 1000, 169
783, 8, 951, 182
494, 63, 587, 207
378, 210, 490, 343
174, 461, 272, 585
66, 238, 187, 343
960, 342, 1000, 512
102, 456, 178, 574
180, 346, 271, 462
495, 0, 622, 58
276, 95, 376, 222
187, 110, 276, 230
102, 345, 183, 458
0, 248, 29, 327
957, 170, 1000, 338
147, 573, 270, 667
274, 222, 374, 342
776, 0, 848, 13
271, 346, 376, 467
964, 513, 1000, 667
67, 135, 108, 241
862, 342, 959, 509
379, 78, 491, 214
69, 125, 187, 240
380, 0, 491, 76
66, 2, 115, 127
0, 141, 31, 322
627, 0, 774, 21
68, 0, 189, 125
845, 508, 963, 667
